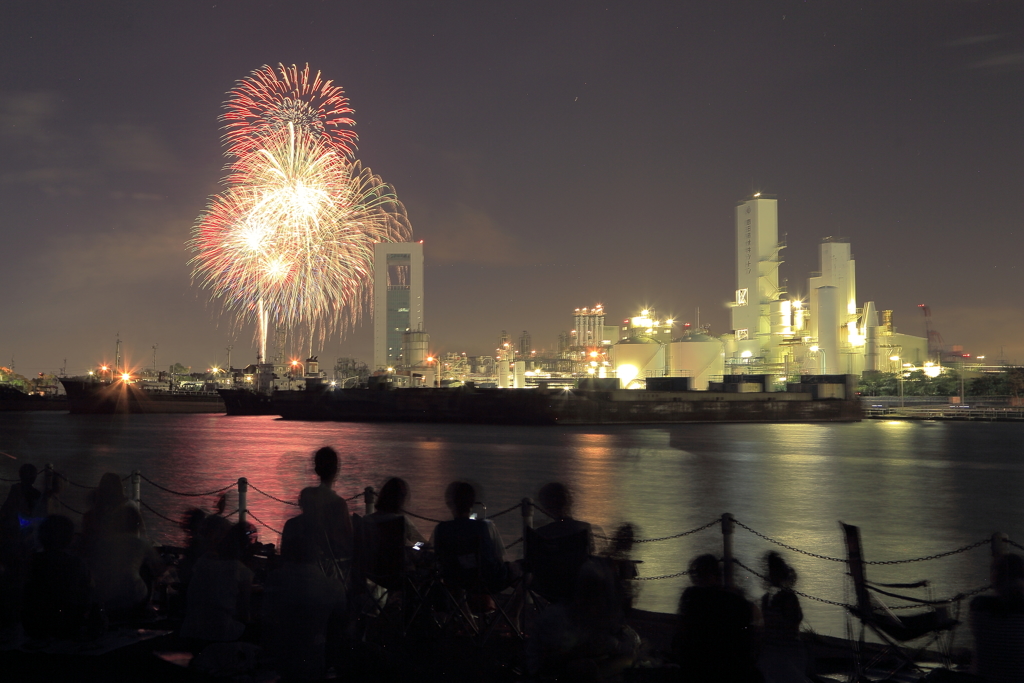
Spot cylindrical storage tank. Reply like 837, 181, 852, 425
402, 331, 429, 369
668, 336, 726, 390
770, 299, 792, 338
497, 360, 510, 388
513, 361, 526, 388
863, 301, 879, 373
817, 286, 839, 375
612, 341, 665, 388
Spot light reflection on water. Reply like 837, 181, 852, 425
2, 413, 1022, 639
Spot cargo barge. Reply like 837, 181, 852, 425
273, 375, 862, 425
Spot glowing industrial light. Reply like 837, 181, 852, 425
810, 345, 819, 352
889, 356, 900, 361
330, 380, 337, 386
741, 350, 753, 358
754, 192, 761, 197
120, 373, 131, 382
589, 351, 598, 358
616, 364, 639, 386
386, 367, 394, 373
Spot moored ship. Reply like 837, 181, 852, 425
59, 378, 225, 414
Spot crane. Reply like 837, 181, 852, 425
918, 304, 944, 362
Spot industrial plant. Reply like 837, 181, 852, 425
366, 194, 943, 392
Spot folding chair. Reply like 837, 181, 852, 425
842, 522, 960, 680
351, 514, 431, 640
431, 519, 524, 646
523, 525, 591, 606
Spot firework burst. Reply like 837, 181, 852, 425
221, 63, 358, 160
190, 67, 411, 358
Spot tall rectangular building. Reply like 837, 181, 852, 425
731, 194, 782, 359
373, 242, 424, 370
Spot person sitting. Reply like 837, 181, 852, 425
527, 558, 641, 681
22, 515, 98, 641
180, 523, 254, 644
82, 472, 144, 552
360, 477, 428, 579
535, 482, 597, 553
672, 553, 762, 683
366, 477, 426, 546
970, 552, 1024, 683
263, 532, 347, 682
87, 504, 163, 620
431, 481, 510, 594
757, 552, 808, 683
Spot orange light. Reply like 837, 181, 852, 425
120, 373, 131, 382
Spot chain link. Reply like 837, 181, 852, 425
402, 509, 444, 524
733, 559, 854, 608
140, 474, 235, 498
247, 509, 282, 536
1005, 539, 1024, 552
732, 519, 847, 562
632, 570, 691, 581
140, 499, 183, 526
345, 492, 362, 502
489, 503, 522, 519
863, 539, 989, 565
247, 482, 300, 506
64, 477, 98, 490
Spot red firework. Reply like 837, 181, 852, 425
221, 63, 357, 158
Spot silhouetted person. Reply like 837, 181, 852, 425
284, 447, 353, 580
528, 558, 641, 681
88, 503, 163, 619
1, 463, 42, 530
263, 531, 346, 682
366, 477, 426, 546
23, 515, 97, 640
757, 552, 808, 683
673, 554, 762, 683
431, 481, 510, 593
599, 522, 640, 617
970, 552, 1024, 683
536, 482, 597, 553
180, 523, 254, 643
82, 472, 144, 551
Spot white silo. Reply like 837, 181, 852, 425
668, 333, 725, 390
817, 285, 840, 375
612, 341, 665, 388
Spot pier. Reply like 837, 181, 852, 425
6, 463, 1020, 680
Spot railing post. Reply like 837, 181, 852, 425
722, 512, 735, 589
131, 470, 141, 505
44, 463, 54, 500
522, 497, 534, 535
238, 477, 248, 525
992, 531, 1008, 557
522, 497, 535, 612
364, 486, 375, 515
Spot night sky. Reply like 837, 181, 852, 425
2, 1, 1021, 377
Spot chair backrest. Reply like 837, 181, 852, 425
433, 518, 493, 591
362, 515, 407, 578
525, 525, 591, 602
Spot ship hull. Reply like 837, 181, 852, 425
218, 388, 277, 416
59, 379, 225, 414
274, 386, 863, 425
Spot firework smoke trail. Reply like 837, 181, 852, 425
190, 65, 411, 359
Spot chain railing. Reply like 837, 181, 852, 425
7, 465, 1018, 612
